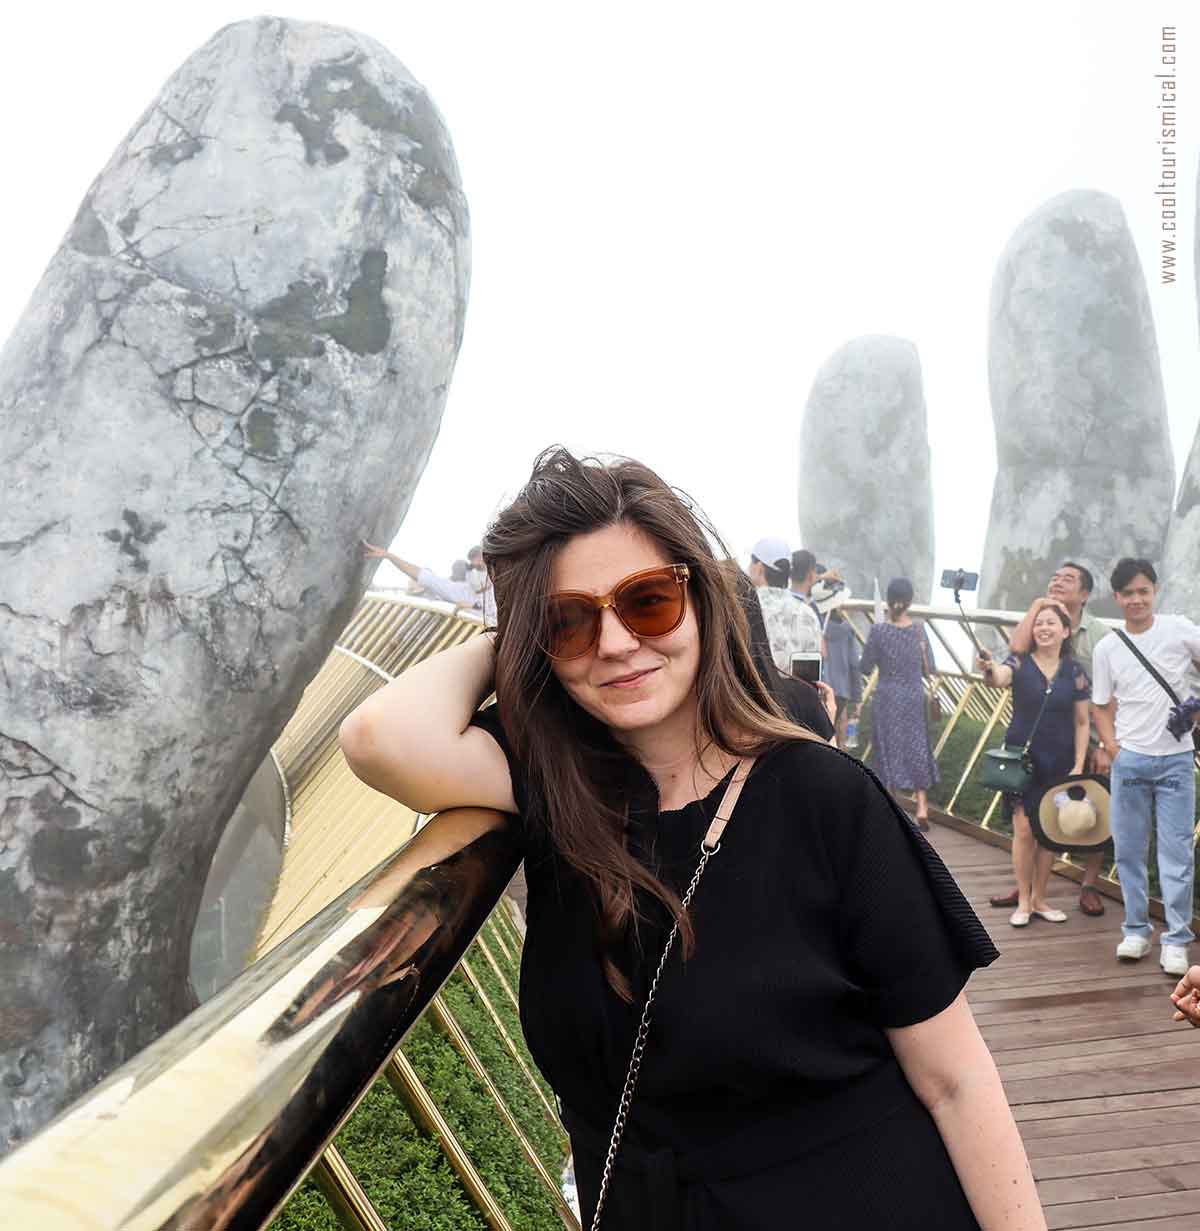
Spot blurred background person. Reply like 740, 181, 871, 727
860, 578, 939, 829
790, 548, 820, 618
363, 541, 496, 623
813, 576, 862, 750
978, 601, 1089, 927
736, 571, 835, 739
748, 536, 821, 673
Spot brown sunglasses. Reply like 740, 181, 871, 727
543, 564, 691, 660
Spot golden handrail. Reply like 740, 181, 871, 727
0, 823, 522, 1230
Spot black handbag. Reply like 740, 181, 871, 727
978, 673, 1054, 794
1114, 629, 1200, 752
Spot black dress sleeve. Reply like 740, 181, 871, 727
820, 751, 999, 1027
468, 703, 534, 850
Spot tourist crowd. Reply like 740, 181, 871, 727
368, 526, 1200, 979
699, 534, 1200, 977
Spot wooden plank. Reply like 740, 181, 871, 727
1081, 1222, 1200, 1230
1037, 1161, 1200, 1202
1023, 1122, 1200, 1160
1032, 1140, 1200, 1181
1013, 1090, 1200, 1124
1022, 1107, 1200, 1142
1046, 1191, 1200, 1229
997, 1039, 1200, 1082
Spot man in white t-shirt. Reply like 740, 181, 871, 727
749, 536, 821, 674
361, 541, 497, 624
1092, 557, 1200, 976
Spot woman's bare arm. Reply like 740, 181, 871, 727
888, 995, 1046, 1230
1072, 698, 1089, 774
339, 634, 517, 815
978, 653, 1014, 689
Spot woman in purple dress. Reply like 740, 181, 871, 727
860, 578, 940, 829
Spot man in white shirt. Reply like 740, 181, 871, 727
1092, 557, 1200, 976
749, 536, 821, 674
361, 541, 496, 625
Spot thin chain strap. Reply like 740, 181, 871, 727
588, 758, 754, 1230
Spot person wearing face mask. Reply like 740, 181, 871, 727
361, 540, 496, 624
340, 448, 1044, 1231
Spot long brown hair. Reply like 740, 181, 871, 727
482, 447, 820, 998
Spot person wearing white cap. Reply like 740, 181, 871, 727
748, 536, 822, 676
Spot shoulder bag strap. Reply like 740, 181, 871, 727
589, 755, 756, 1230
1114, 628, 1181, 705
1018, 662, 1056, 755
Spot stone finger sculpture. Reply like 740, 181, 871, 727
1160, 435, 1200, 622
1159, 167, 1200, 624
980, 190, 1173, 618
0, 16, 469, 1151
799, 335, 935, 602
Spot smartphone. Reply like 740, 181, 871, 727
940, 569, 979, 592
791, 652, 822, 684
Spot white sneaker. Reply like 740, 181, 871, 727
1161, 945, 1190, 977
1116, 935, 1152, 961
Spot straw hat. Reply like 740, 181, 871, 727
1031, 773, 1112, 854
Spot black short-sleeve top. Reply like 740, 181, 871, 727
469, 705, 998, 1166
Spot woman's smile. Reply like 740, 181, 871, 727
602, 667, 660, 689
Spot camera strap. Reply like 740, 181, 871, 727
1114, 629, 1182, 706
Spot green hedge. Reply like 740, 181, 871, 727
271, 910, 570, 1231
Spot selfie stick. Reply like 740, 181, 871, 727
949, 573, 989, 662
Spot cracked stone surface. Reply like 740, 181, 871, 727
0, 16, 469, 1151
1159, 168, 1200, 621
980, 191, 1172, 618
798, 336, 935, 601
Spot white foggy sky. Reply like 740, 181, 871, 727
2, 2, 1196, 600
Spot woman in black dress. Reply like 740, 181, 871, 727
341, 448, 1045, 1230
978, 601, 1090, 927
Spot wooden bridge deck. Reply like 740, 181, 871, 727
928, 818, 1200, 1230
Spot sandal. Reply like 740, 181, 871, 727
915, 814, 931, 832
1078, 886, 1106, 917
1031, 907, 1068, 923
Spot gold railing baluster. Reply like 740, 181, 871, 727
429, 995, 579, 1228
475, 934, 521, 1011
312, 1145, 390, 1231
459, 957, 561, 1128
386, 1053, 515, 1231
485, 918, 515, 967
948, 688, 1010, 813
934, 680, 976, 759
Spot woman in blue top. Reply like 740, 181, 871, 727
978, 601, 1090, 927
